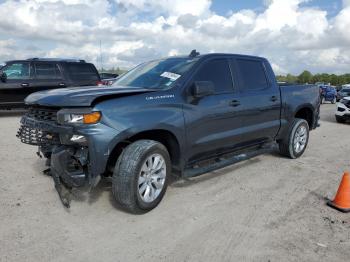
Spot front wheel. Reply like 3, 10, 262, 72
112, 140, 171, 213
278, 118, 310, 159
336, 116, 346, 123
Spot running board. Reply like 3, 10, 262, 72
183, 143, 276, 178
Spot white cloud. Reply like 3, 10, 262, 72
115, 0, 211, 16
0, 0, 349, 74
343, 0, 350, 7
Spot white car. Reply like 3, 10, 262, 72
335, 97, 350, 123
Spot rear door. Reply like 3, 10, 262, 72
230, 58, 280, 143
64, 63, 100, 86
32, 62, 66, 92
0, 61, 35, 105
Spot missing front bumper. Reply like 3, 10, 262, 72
49, 146, 89, 208
50, 146, 88, 187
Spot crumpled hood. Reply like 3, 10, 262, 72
25, 85, 156, 107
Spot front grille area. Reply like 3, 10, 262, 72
27, 107, 59, 122
17, 106, 61, 146
17, 125, 60, 145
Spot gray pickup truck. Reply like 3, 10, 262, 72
17, 51, 320, 213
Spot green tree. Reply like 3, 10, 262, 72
276, 75, 287, 82
277, 72, 350, 86
286, 73, 298, 83
330, 74, 339, 85
298, 70, 313, 84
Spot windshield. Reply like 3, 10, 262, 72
341, 88, 350, 93
113, 57, 199, 89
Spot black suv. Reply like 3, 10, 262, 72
0, 58, 101, 108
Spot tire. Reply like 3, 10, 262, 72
331, 97, 336, 104
321, 97, 324, 104
112, 140, 171, 213
279, 118, 310, 159
336, 116, 346, 123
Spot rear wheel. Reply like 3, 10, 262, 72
112, 140, 170, 213
279, 118, 309, 159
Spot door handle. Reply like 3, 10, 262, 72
270, 96, 278, 102
229, 100, 241, 107
21, 83, 29, 87
58, 83, 66, 87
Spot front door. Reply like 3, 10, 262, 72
184, 58, 239, 162
0, 62, 35, 106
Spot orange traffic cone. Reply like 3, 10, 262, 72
327, 171, 350, 212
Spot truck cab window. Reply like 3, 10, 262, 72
2, 63, 31, 80
193, 59, 234, 94
236, 59, 268, 91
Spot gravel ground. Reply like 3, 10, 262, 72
0, 103, 349, 262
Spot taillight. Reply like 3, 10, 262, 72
97, 81, 104, 86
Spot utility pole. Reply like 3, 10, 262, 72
99, 40, 103, 71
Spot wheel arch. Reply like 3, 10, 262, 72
106, 129, 182, 175
294, 105, 314, 128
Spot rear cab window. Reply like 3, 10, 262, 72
65, 63, 99, 81
192, 58, 234, 94
235, 58, 269, 92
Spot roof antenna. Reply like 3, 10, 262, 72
189, 49, 200, 58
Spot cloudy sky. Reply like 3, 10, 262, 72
0, 0, 349, 74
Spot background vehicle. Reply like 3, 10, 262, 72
100, 72, 119, 79
319, 85, 337, 104
17, 52, 320, 213
336, 85, 343, 92
337, 85, 350, 101
100, 72, 120, 86
101, 77, 119, 86
335, 97, 350, 123
0, 58, 101, 109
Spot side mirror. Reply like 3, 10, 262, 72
0, 72, 7, 83
192, 81, 215, 98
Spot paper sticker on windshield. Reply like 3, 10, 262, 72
161, 72, 181, 81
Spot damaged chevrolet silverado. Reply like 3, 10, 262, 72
17, 51, 320, 212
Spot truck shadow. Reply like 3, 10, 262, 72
170, 156, 263, 188
36, 152, 273, 213
68, 179, 110, 204
67, 156, 264, 213
69, 179, 132, 213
